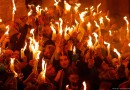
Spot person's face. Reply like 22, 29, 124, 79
43, 47, 51, 59
60, 55, 70, 68
69, 74, 79, 89
46, 64, 56, 77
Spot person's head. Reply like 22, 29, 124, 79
43, 45, 55, 59
67, 66, 79, 90
59, 53, 70, 69
4, 49, 13, 60
88, 59, 95, 69
101, 61, 109, 70
46, 64, 56, 77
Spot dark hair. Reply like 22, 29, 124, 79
66, 66, 79, 77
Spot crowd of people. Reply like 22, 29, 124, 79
0, 0, 130, 90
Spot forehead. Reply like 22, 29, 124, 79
60, 55, 68, 59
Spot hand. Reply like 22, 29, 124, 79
54, 69, 63, 82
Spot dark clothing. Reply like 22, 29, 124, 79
10, 24, 29, 51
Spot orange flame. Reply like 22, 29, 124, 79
5, 25, 10, 35
87, 35, 93, 49
104, 41, 111, 57
59, 18, 63, 36
74, 3, 81, 13
41, 58, 47, 80
123, 16, 129, 39
97, 3, 101, 13
0, 19, 2, 22
12, 0, 16, 21
10, 58, 18, 77
54, 0, 61, 6
113, 48, 121, 60
73, 46, 76, 55
82, 81, 87, 90
64, 1, 71, 12
79, 11, 88, 22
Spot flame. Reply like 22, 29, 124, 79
87, 35, 93, 49
74, 3, 81, 13
0, 19, 2, 22
128, 43, 130, 47
83, 81, 87, 90
93, 32, 98, 47
123, 16, 129, 39
59, 18, 63, 36
5, 25, 10, 35
93, 12, 96, 17
90, 6, 94, 15
64, 1, 71, 12
66, 85, 69, 89
10, 58, 18, 77
79, 11, 88, 22
94, 20, 100, 29
104, 41, 111, 56
73, 46, 76, 55
87, 22, 91, 31
21, 42, 27, 58
99, 17, 104, 25
109, 30, 112, 36
12, 0, 16, 21
41, 58, 47, 80
28, 9, 33, 16
36, 51, 41, 60
97, 3, 101, 13
105, 16, 110, 23
113, 48, 121, 60
36, 5, 42, 15
54, 0, 61, 6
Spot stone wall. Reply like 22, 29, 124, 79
0, 0, 27, 22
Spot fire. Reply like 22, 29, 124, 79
73, 46, 76, 55
105, 16, 110, 23
12, 0, 16, 21
109, 30, 112, 36
113, 48, 121, 60
36, 5, 42, 16
87, 35, 93, 49
0, 19, 2, 22
41, 58, 47, 81
93, 32, 98, 47
82, 81, 87, 90
21, 42, 27, 58
87, 22, 91, 31
97, 3, 101, 13
94, 20, 100, 29
5, 25, 10, 35
79, 11, 88, 22
90, 6, 94, 14
59, 18, 63, 36
64, 1, 71, 12
104, 41, 111, 57
10, 58, 18, 77
123, 16, 129, 39
128, 43, 130, 47
99, 17, 104, 25
54, 0, 61, 6
74, 3, 81, 13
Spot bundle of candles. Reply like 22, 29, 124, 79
0, 0, 130, 90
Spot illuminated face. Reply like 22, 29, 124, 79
13, 50, 20, 59
60, 55, 70, 69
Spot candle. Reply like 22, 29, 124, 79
99, 17, 104, 27
82, 81, 87, 90
104, 41, 111, 57
64, 0, 71, 13
10, 58, 18, 77
12, 0, 16, 21
36, 5, 42, 16
97, 3, 101, 13
90, 6, 94, 15
123, 16, 129, 40
74, 3, 81, 13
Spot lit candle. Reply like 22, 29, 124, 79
123, 16, 129, 40
5, 25, 10, 35
74, 3, 81, 13
36, 5, 42, 16
10, 58, 18, 77
64, 0, 71, 13
109, 30, 112, 36
73, 46, 76, 55
82, 81, 87, 90
90, 6, 94, 15
0, 19, 2, 22
12, 0, 16, 21
105, 16, 110, 26
66, 84, 69, 90
104, 41, 111, 57
128, 43, 130, 47
99, 17, 104, 28
64, 25, 70, 40
79, 11, 88, 22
